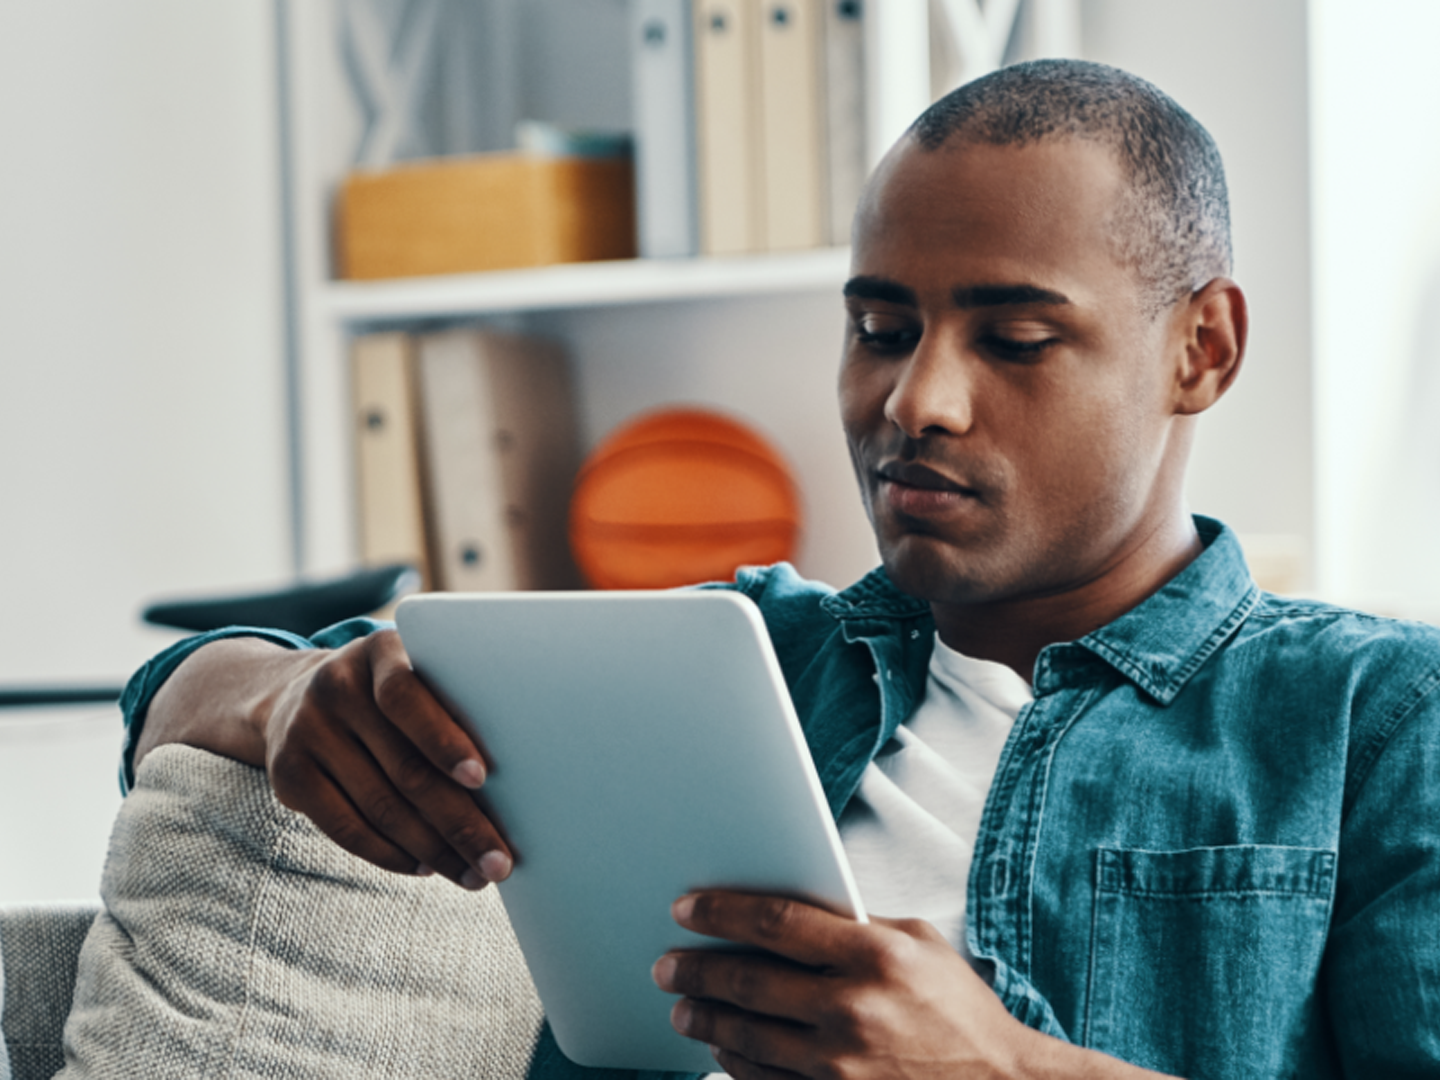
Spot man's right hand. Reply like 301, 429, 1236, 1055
135, 629, 512, 890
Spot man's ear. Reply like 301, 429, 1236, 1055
1173, 277, 1247, 415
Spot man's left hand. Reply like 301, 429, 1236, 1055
651, 890, 1024, 1080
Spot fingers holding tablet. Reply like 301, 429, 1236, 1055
656, 891, 1034, 1080
265, 629, 513, 889
367, 629, 492, 790
669, 889, 866, 967
653, 890, 860, 1075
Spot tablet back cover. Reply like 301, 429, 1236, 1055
396, 590, 863, 1071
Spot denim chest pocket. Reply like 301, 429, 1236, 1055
1083, 844, 1335, 1080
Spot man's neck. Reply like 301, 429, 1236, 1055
928, 515, 1205, 683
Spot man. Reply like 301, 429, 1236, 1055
121, 60, 1439, 1077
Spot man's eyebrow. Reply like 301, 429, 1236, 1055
842, 276, 917, 306
952, 284, 1071, 308
842, 278, 1072, 309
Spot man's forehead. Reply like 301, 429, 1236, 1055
868, 133, 1126, 214
852, 135, 1136, 298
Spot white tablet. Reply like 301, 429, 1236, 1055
396, 590, 866, 1072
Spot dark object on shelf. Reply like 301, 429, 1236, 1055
142, 563, 419, 638
0, 563, 419, 709
0, 685, 133, 708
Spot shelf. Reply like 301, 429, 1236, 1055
320, 246, 852, 325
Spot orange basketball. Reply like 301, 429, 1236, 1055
569, 407, 802, 589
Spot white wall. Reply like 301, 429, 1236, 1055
0, 3, 288, 900
1310, 0, 1440, 613
1082, 0, 1316, 572
0, 3, 290, 683
0, 708, 123, 904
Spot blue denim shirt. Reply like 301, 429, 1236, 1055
119, 517, 1440, 1079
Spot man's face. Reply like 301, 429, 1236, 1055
840, 136, 1186, 606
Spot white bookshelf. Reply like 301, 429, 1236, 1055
324, 247, 852, 324
278, 0, 912, 583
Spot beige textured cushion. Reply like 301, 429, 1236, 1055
58, 744, 544, 1079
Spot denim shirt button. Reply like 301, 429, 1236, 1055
990, 859, 1009, 896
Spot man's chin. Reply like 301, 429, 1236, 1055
878, 543, 1016, 607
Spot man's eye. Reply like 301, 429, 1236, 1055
981, 335, 1054, 361
853, 320, 919, 352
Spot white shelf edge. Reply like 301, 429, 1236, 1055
319, 246, 852, 324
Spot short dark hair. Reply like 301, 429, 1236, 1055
910, 59, 1231, 314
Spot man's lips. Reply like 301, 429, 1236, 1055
877, 461, 979, 495
875, 461, 984, 518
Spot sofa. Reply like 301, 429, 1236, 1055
0, 746, 548, 1080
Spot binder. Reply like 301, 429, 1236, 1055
416, 328, 582, 592
694, 0, 761, 254
350, 331, 432, 588
823, 0, 867, 246
755, 0, 826, 251
632, 0, 700, 258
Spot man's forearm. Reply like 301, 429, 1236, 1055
133, 637, 325, 772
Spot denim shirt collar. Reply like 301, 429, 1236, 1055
1065, 516, 1259, 703
819, 515, 1259, 705
820, 568, 930, 622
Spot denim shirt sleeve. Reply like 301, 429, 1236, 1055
117, 617, 393, 794
1324, 667, 1440, 1074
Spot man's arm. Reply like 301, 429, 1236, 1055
133, 629, 514, 889
653, 891, 1179, 1080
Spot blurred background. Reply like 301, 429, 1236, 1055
2, 0, 1438, 902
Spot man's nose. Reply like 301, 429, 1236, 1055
883, 333, 975, 439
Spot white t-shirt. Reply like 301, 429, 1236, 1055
837, 634, 1034, 968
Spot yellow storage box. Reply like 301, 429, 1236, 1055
338, 153, 637, 280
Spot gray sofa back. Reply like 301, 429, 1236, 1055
0, 903, 100, 1080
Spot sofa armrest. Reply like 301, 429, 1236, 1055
58, 745, 546, 1079
1, 902, 101, 1080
